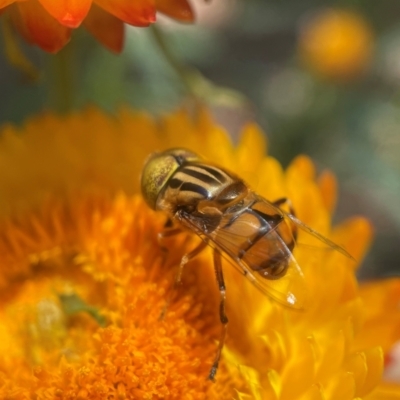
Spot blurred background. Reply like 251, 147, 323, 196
1, 0, 399, 279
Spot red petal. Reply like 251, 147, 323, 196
37, 0, 92, 28
11, 1, 71, 53
155, 0, 194, 22
95, 0, 156, 26
84, 4, 124, 53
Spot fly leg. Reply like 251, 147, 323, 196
159, 240, 208, 320
158, 226, 183, 241
174, 241, 208, 286
272, 197, 297, 241
157, 219, 183, 262
158, 217, 183, 245
158, 220, 183, 318
272, 197, 296, 216
208, 250, 228, 382
158, 223, 182, 319
157, 227, 182, 276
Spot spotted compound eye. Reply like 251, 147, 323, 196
140, 148, 200, 210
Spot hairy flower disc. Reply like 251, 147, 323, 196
0, 107, 398, 398
1, 0, 194, 53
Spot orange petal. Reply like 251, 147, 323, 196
0, 0, 16, 8
155, 0, 194, 22
359, 347, 383, 397
332, 217, 373, 266
365, 382, 400, 400
95, 0, 156, 26
359, 279, 400, 352
11, 1, 71, 53
37, 0, 92, 28
287, 155, 316, 181
237, 123, 267, 174
84, 4, 124, 53
318, 170, 337, 214
344, 352, 368, 397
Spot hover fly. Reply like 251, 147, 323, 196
140, 148, 352, 380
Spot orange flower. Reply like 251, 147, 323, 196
0, 107, 396, 398
298, 9, 374, 81
358, 279, 400, 400
0, 0, 194, 53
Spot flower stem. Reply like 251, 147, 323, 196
1, 17, 39, 82
150, 25, 249, 109
150, 25, 195, 96
47, 43, 75, 113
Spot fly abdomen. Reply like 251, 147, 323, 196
240, 236, 289, 279
214, 200, 295, 280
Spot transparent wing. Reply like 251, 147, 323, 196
249, 192, 354, 260
177, 210, 307, 310
282, 212, 355, 260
